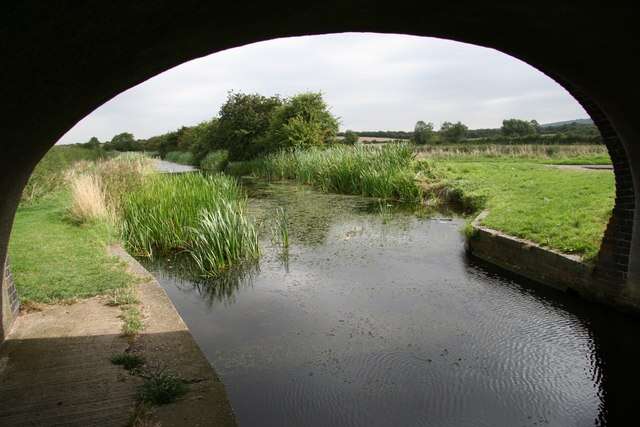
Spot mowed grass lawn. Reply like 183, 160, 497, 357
431, 162, 615, 260
8, 192, 132, 304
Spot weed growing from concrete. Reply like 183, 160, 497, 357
106, 285, 139, 306
120, 306, 144, 336
137, 367, 188, 405
110, 352, 146, 372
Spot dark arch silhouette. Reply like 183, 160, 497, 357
1, 2, 638, 338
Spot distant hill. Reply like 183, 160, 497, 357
541, 118, 593, 128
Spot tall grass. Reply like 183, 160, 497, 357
200, 150, 229, 173
189, 202, 260, 276
121, 173, 259, 276
22, 145, 106, 203
67, 174, 109, 224
65, 154, 154, 224
270, 207, 289, 250
240, 144, 422, 202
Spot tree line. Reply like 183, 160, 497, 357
411, 119, 600, 145
79, 91, 341, 167
77, 95, 602, 163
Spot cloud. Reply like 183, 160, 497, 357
57, 33, 588, 144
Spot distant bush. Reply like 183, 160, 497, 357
200, 150, 229, 173
342, 130, 358, 145
165, 151, 194, 165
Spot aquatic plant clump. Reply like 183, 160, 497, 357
270, 207, 289, 250
189, 202, 260, 277
121, 173, 259, 276
242, 144, 423, 202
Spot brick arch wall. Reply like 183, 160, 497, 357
1, 3, 638, 342
562, 85, 634, 289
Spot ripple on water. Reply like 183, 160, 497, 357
145, 181, 637, 427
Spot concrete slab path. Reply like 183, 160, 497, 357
0, 245, 236, 426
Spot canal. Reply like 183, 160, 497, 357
143, 179, 640, 426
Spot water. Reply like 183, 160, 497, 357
143, 180, 640, 426
154, 159, 197, 173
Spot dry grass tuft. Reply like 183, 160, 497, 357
68, 174, 110, 224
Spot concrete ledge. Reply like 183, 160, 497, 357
466, 212, 640, 315
109, 245, 237, 426
466, 211, 594, 293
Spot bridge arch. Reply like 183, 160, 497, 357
1, 3, 638, 337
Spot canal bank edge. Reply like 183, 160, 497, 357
465, 211, 639, 315
108, 244, 237, 426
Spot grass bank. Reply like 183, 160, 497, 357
422, 161, 615, 260
22, 145, 107, 203
8, 192, 131, 304
235, 144, 423, 202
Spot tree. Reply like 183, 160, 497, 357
501, 119, 539, 137
216, 91, 283, 160
158, 131, 179, 158
440, 121, 468, 143
343, 130, 358, 145
107, 132, 135, 151
413, 121, 434, 145
266, 92, 339, 151
189, 119, 219, 165
82, 136, 101, 150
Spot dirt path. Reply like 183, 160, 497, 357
0, 246, 236, 426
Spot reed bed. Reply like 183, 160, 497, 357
189, 202, 260, 276
241, 144, 423, 202
22, 145, 106, 203
121, 173, 259, 276
65, 153, 154, 224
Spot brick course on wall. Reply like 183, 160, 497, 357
1, 258, 19, 339
556, 78, 635, 291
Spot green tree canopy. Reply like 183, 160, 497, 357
413, 121, 434, 145
440, 121, 468, 143
82, 136, 101, 149
501, 119, 539, 137
107, 132, 135, 151
266, 92, 339, 151
216, 91, 283, 160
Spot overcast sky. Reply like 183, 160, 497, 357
58, 33, 588, 144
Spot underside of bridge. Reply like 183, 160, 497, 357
1, 2, 638, 338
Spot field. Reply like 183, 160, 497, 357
424, 161, 614, 260
414, 143, 610, 164
9, 142, 615, 305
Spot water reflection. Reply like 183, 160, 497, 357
143, 180, 640, 426
143, 256, 258, 307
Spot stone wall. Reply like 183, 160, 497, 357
1, 258, 20, 340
